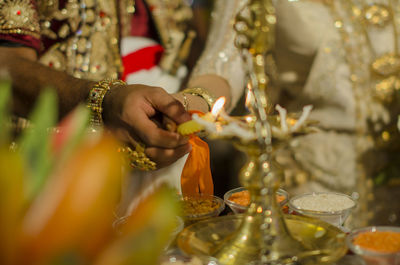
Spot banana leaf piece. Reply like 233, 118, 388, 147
0, 79, 11, 147
18, 88, 57, 202
0, 148, 24, 265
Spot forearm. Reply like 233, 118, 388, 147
187, 74, 232, 109
0, 47, 94, 119
181, 0, 246, 113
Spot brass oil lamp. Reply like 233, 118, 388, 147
177, 1, 347, 264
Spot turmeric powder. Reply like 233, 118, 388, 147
353, 230, 400, 253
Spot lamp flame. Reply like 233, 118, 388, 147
211, 97, 226, 117
245, 86, 253, 108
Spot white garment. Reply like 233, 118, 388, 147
118, 37, 188, 216
191, 0, 400, 226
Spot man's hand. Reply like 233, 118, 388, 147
1, 46, 192, 168
103, 84, 192, 168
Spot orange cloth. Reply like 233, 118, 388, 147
180, 112, 213, 196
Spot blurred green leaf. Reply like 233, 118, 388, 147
0, 79, 11, 147
18, 88, 58, 202
53, 104, 90, 167
0, 148, 24, 265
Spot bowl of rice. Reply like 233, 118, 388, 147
288, 192, 356, 227
223, 187, 289, 214
346, 226, 400, 265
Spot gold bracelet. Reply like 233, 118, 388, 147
87, 79, 126, 127
181, 87, 216, 111
182, 93, 189, 111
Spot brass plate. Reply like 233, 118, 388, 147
177, 214, 347, 264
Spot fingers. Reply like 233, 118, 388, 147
129, 111, 188, 148
110, 127, 191, 169
121, 86, 189, 148
109, 117, 189, 154
114, 84, 191, 150
145, 143, 192, 168
147, 88, 191, 124
163, 116, 177, 132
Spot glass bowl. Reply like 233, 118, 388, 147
288, 192, 357, 227
180, 194, 225, 225
113, 215, 184, 250
223, 187, 289, 214
346, 226, 400, 265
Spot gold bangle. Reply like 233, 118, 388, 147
118, 144, 157, 171
181, 87, 216, 111
182, 93, 189, 111
87, 79, 126, 127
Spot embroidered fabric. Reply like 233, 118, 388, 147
0, 0, 41, 50
0, 0, 193, 82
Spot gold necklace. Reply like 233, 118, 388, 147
362, 0, 400, 102
329, 0, 400, 102
352, 0, 400, 102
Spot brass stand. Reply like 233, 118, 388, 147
213, 142, 307, 265
213, 1, 310, 264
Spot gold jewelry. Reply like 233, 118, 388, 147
182, 93, 189, 111
181, 87, 216, 111
356, 0, 400, 102
118, 144, 157, 171
87, 79, 126, 127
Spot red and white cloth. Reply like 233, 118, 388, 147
121, 37, 187, 93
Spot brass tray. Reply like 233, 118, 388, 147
177, 214, 347, 264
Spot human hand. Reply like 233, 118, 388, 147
102, 84, 192, 168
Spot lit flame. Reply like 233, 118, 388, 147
245, 86, 253, 108
245, 116, 254, 123
211, 97, 226, 117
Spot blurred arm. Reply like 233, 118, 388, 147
0, 46, 94, 119
179, 0, 247, 113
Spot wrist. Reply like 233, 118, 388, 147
174, 92, 209, 113
179, 87, 216, 113
86, 79, 126, 127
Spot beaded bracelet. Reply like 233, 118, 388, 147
86, 79, 126, 127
